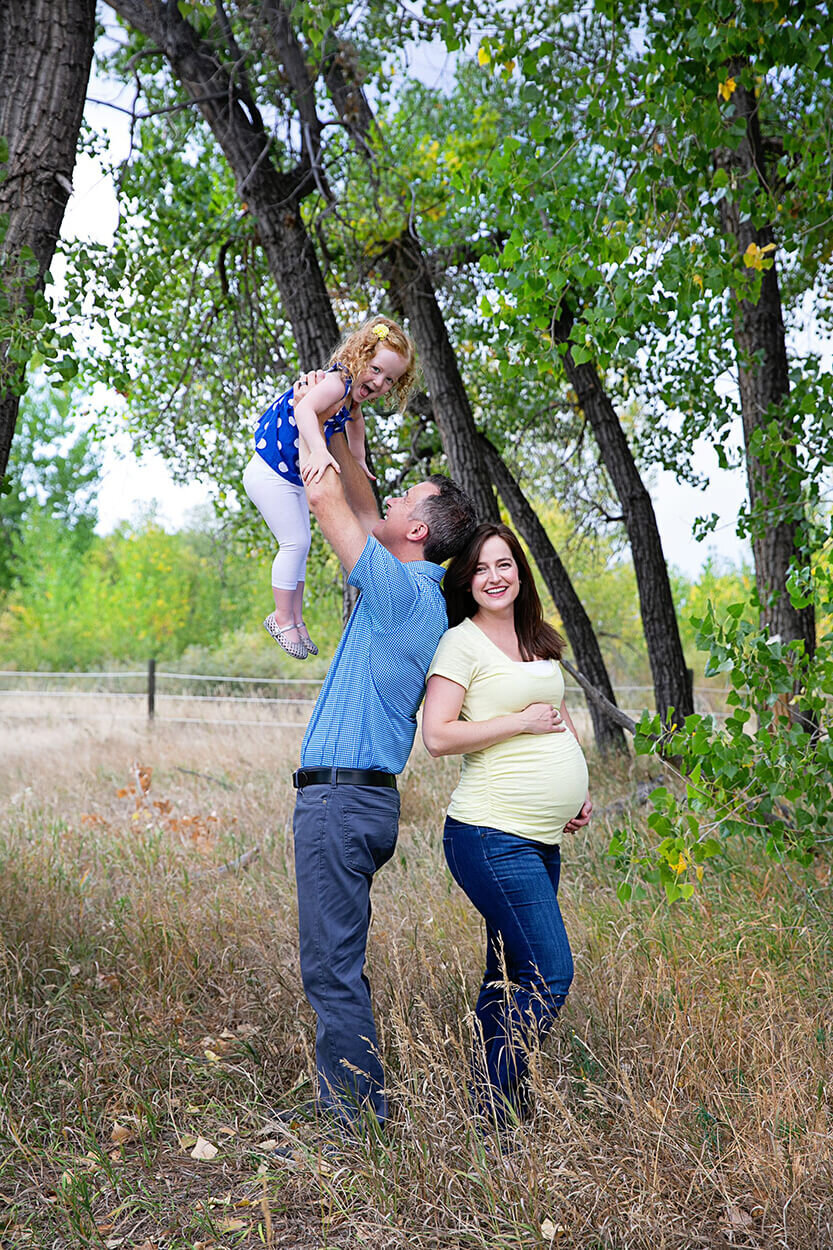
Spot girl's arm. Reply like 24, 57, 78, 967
294, 371, 351, 483
421, 674, 566, 758
345, 409, 375, 480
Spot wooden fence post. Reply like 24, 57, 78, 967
148, 658, 156, 720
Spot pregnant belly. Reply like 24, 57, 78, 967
486, 734, 589, 827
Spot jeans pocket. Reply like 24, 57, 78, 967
341, 790, 400, 875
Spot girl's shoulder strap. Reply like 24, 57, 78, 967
330, 360, 353, 399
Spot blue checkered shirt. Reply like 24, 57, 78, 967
300, 537, 447, 773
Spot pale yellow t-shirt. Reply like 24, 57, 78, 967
427, 617, 589, 845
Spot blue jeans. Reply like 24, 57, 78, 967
443, 816, 574, 1127
293, 782, 400, 1126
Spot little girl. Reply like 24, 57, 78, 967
243, 315, 416, 659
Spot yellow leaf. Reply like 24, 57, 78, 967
743, 241, 775, 270
718, 77, 736, 101
190, 1136, 219, 1160
477, 46, 490, 66
218, 1219, 248, 1233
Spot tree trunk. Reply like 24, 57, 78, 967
385, 228, 499, 523
552, 308, 694, 725
479, 433, 628, 756
0, 0, 96, 480
715, 73, 815, 660
109, 0, 339, 370
310, 32, 498, 522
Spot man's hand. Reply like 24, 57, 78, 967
294, 369, 327, 401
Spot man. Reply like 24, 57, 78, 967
292, 428, 477, 1129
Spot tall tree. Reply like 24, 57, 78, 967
714, 67, 815, 660
108, 0, 339, 370
479, 433, 628, 755
0, 0, 96, 480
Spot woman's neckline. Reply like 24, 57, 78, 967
466, 616, 551, 665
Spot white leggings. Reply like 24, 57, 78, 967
243, 453, 310, 590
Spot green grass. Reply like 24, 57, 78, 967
1, 714, 832, 1248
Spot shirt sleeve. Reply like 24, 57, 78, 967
348, 536, 421, 630
427, 627, 476, 690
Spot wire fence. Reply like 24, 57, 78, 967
0, 664, 732, 731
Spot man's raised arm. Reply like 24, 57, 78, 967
304, 432, 379, 574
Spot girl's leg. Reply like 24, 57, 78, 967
443, 816, 573, 1126
243, 456, 309, 652
293, 583, 319, 656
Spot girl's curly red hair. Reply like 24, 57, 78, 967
327, 315, 417, 411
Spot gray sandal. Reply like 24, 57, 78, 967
263, 615, 307, 660
296, 622, 318, 656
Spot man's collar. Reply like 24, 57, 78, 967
407, 559, 445, 582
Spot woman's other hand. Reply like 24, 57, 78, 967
563, 795, 593, 834
517, 703, 566, 735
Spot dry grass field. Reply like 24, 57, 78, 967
1, 710, 831, 1249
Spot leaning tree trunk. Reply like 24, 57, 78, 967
0, 0, 96, 480
552, 307, 694, 726
307, 28, 498, 522
109, 0, 339, 371
715, 70, 815, 662
385, 228, 499, 523
479, 434, 628, 756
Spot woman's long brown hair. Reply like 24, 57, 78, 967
442, 523, 565, 662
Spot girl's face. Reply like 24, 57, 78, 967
470, 535, 521, 615
354, 345, 409, 401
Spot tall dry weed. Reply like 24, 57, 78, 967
0, 715, 831, 1248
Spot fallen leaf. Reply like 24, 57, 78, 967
190, 1137, 219, 1161
541, 1219, 566, 1241
110, 1124, 132, 1145
217, 1125, 237, 1137
727, 1206, 753, 1229
218, 1219, 248, 1232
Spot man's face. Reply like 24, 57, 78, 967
373, 481, 439, 551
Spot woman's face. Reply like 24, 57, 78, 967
470, 535, 520, 614
354, 345, 408, 401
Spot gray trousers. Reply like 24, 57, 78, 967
293, 781, 400, 1125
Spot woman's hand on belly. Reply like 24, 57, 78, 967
517, 702, 567, 735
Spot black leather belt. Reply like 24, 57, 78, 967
293, 767, 397, 790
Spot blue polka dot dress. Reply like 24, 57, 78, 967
252, 365, 353, 483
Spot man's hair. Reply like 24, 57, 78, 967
415, 474, 479, 564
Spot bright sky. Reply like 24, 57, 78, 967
58, 35, 751, 578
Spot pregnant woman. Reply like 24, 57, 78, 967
422, 522, 592, 1130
